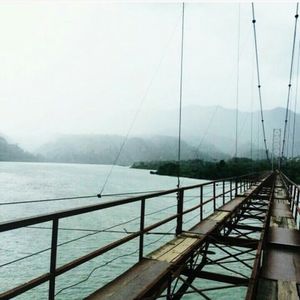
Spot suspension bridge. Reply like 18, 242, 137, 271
1, 2, 300, 300
0, 171, 299, 299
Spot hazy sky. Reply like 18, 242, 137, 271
0, 1, 299, 147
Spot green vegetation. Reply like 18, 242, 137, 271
132, 158, 300, 184
281, 159, 300, 184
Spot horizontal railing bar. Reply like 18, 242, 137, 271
280, 171, 300, 188
0, 212, 179, 299
0, 273, 50, 299
55, 212, 178, 276
55, 185, 243, 276
0, 174, 256, 233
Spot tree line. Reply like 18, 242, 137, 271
132, 158, 300, 183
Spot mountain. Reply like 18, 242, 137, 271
0, 136, 38, 162
36, 134, 228, 166
3, 105, 297, 165
130, 105, 300, 158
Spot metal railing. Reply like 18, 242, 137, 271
280, 171, 300, 229
0, 173, 259, 299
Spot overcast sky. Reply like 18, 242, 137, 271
0, 1, 299, 146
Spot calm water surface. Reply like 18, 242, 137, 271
0, 162, 247, 299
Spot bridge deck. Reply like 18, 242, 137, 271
87, 175, 300, 300
86, 182, 260, 299
0, 172, 299, 299
257, 178, 300, 300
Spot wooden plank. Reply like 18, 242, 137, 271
270, 216, 296, 229
268, 228, 300, 248
270, 216, 279, 228
256, 278, 277, 300
148, 204, 231, 263
271, 208, 293, 218
190, 219, 218, 234
287, 218, 297, 229
278, 281, 299, 300
209, 211, 229, 221
260, 248, 300, 282
217, 197, 244, 212
86, 258, 170, 300
274, 188, 288, 200
149, 236, 198, 263
147, 237, 186, 261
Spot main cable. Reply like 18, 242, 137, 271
251, 3, 270, 163
292, 32, 300, 158
281, 3, 299, 163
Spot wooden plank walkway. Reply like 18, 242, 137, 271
257, 176, 300, 300
87, 174, 300, 300
86, 182, 261, 299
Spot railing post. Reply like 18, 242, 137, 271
213, 182, 216, 211
291, 185, 296, 214
289, 184, 293, 206
176, 190, 184, 235
295, 189, 299, 223
235, 178, 238, 197
222, 180, 225, 205
230, 180, 233, 200
139, 198, 145, 261
49, 218, 59, 300
200, 185, 203, 221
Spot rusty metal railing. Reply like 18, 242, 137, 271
0, 173, 259, 300
280, 172, 300, 229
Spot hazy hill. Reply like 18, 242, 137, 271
131, 105, 300, 157
37, 134, 228, 165
3, 105, 298, 165
0, 136, 38, 162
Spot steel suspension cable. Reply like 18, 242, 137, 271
0, 190, 169, 206
281, 3, 299, 163
195, 105, 219, 158
97, 15, 181, 196
251, 3, 270, 162
286, 98, 293, 158
250, 49, 255, 165
177, 2, 185, 188
292, 34, 300, 158
235, 4, 241, 158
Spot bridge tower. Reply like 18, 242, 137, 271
272, 128, 281, 170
